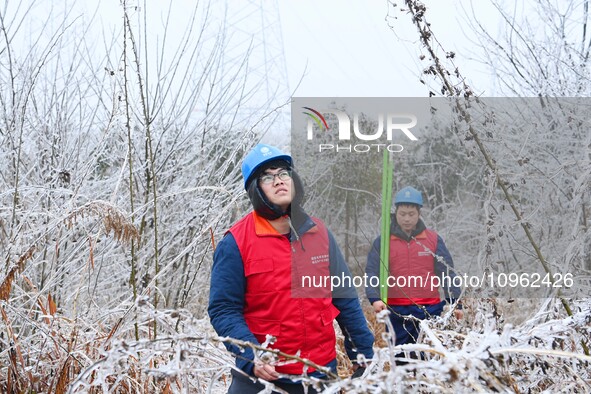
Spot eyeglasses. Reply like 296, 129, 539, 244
259, 170, 292, 185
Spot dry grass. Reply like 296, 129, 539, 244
1, 295, 589, 393
64, 201, 139, 244
0, 200, 145, 393
0, 245, 35, 302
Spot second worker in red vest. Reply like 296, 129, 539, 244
365, 186, 463, 347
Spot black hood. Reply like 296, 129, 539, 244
247, 168, 305, 221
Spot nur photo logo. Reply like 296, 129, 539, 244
302, 107, 419, 153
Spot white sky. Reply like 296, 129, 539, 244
13, 0, 502, 145
277, 0, 500, 97
17, 0, 500, 99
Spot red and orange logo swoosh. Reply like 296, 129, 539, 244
302, 107, 329, 130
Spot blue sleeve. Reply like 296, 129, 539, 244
433, 235, 462, 301
327, 230, 375, 362
333, 297, 375, 363
207, 233, 259, 375
365, 236, 381, 304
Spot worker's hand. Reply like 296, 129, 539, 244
372, 300, 387, 314
453, 308, 464, 319
253, 361, 279, 381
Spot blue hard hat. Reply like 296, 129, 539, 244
394, 186, 423, 207
241, 144, 292, 190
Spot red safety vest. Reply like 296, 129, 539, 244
387, 229, 441, 305
229, 211, 339, 374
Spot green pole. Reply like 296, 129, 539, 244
380, 149, 393, 303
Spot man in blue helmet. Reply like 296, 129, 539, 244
365, 186, 463, 349
208, 144, 374, 393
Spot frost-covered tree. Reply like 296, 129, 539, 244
0, 0, 283, 391
462, 0, 591, 276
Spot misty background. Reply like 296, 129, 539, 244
0, 0, 589, 392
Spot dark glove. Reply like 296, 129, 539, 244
351, 366, 366, 379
